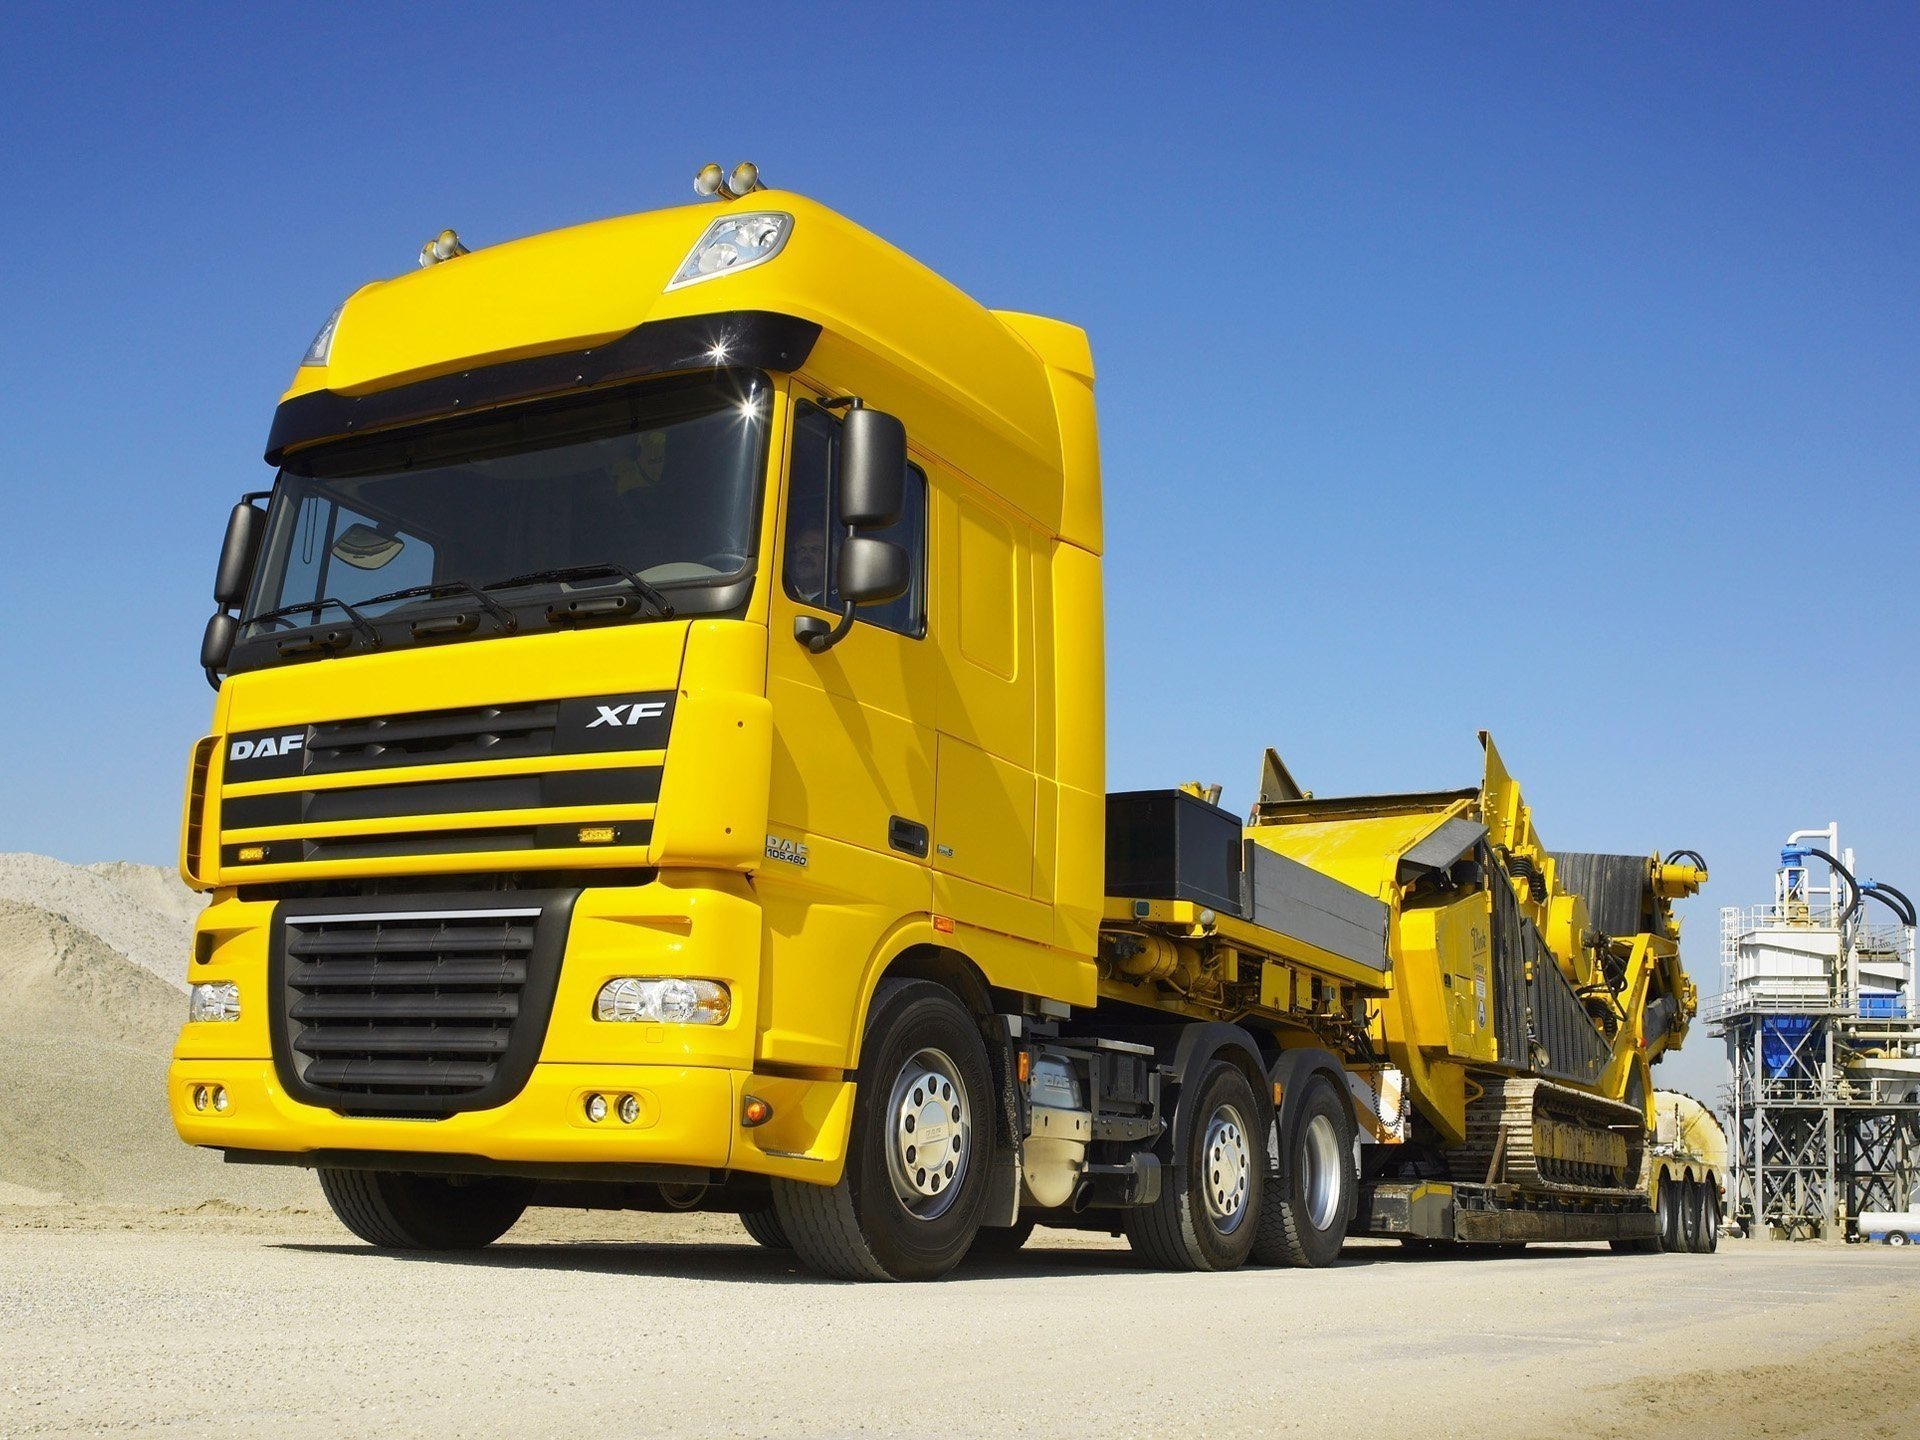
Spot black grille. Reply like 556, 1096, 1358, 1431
306, 701, 561, 774
269, 891, 578, 1115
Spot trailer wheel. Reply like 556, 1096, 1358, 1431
1888, 1230, 1910, 1247
1696, 1183, 1720, 1254
1125, 1062, 1264, 1271
317, 1168, 531, 1250
1678, 1176, 1703, 1252
771, 980, 992, 1281
739, 1205, 791, 1250
1658, 1174, 1684, 1252
1250, 1071, 1354, 1269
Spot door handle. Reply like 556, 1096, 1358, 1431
889, 816, 930, 858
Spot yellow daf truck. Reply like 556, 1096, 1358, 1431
173, 164, 1707, 1280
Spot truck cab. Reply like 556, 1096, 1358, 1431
174, 177, 1110, 1277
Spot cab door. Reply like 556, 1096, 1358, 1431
764, 385, 938, 885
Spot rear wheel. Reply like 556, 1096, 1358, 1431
1252, 1072, 1355, 1268
772, 981, 993, 1281
1125, 1062, 1264, 1271
317, 1168, 531, 1250
739, 1205, 791, 1249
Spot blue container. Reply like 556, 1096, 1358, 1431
1762, 1017, 1816, 1077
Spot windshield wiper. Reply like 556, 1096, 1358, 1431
484, 562, 675, 621
245, 597, 382, 655
364, 579, 520, 636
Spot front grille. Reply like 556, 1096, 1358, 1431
269, 891, 578, 1116
306, 701, 561, 774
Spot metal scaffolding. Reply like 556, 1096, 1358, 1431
1708, 826, 1920, 1240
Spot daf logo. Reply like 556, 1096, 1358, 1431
765, 835, 809, 868
587, 701, 668, 728
230, 733, 304, 761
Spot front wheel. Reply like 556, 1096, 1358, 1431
317, 1168, 531, 1250
772, 981, 993, 1281
1252, 1072, 1355, 1268
1125, 1062, 1265, 1271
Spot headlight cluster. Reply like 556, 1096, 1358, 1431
667, 212, 792, 290
188, 982, 241, 1023
595, 977, 730, 1025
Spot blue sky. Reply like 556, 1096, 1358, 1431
2, 5, 1914, 1095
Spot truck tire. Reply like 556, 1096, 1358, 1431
771, 980, 992, 1281
1887, 1230, 1909, 1247
1658, 1175, 1684, 1252
739, 1205, 791, 1249
1251, 1072, 1354, 1268
1125, 1062, 1264, 1271
1696, 1183, 1720, 1254
317, 1168, 531, 1250
1678, 1176, 1702, 1252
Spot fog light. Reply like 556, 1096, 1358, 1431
192, 1085, 210, 1112
617, 1094, 640, 1125
212, 1087, 229, 1113
189, 982, 241, 1023
595, 978, 730, 1025
585, 1093, 608, 1123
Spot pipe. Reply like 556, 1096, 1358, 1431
1804, 847, 1861, 930
1862, 886, 1917, 929
1869, 882, 1918, 928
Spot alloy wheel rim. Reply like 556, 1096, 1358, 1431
884, 1047, 970, 1220
1203, 1104, 1251, 1233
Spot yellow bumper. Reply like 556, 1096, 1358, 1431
170, 1058, 854, 1185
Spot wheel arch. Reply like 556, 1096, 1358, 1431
1164, 1023, 1277, 1165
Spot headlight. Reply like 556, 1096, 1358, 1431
301, 303, 344, 367
595, 977, 731, 1025
666, 212, 792, 291
188, 982, 241, 1023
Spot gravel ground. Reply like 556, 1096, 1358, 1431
4, 1207, 1916, 1439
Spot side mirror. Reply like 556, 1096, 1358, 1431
838, 535, 909, 605
201, 611, 238, 674
214, 500, 268, 608
840, 408, 905, 528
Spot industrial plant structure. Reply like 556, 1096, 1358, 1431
1711, 826, 1920, 1239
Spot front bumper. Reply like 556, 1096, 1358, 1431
170, 871, 856, 1186
170, 1058, 854, 1185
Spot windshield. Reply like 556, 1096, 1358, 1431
235, 370, 770, 665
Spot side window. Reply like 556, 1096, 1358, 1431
783, 404, 927, 638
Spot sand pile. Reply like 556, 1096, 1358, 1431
0, 853, 204, 989
0, 878, 312, 1208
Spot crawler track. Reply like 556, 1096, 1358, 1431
1448, 1076, 1646, 1198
